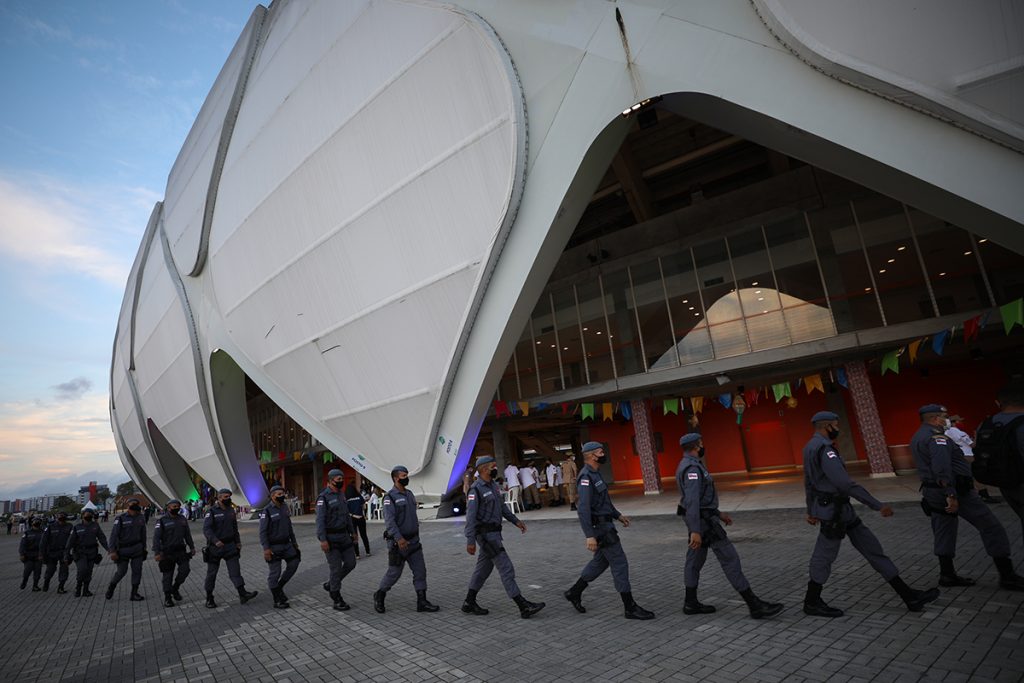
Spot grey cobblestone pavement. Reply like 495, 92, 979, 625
1, 501, 1022, 682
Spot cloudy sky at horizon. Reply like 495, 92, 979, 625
0, 0, 256, 500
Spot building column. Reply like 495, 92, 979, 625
844, 360, 895, 476
630, 399, 662, 494
492, 422, 513, 472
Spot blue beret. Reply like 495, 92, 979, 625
679, 433, 702, 447
217, 488, 232, 495
581, 441, 603, 453
269, 485, 284, 493
811, 411, 839, 423
166, 499, 181, 506
918, 404, 947, 415
327, 469, 344, 478
475, 455, 496, 467
391, 465, 409, 475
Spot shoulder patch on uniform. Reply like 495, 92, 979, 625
467, 493, 476, 501
259, 512, 266, 518
383, 498, 391, 505
205, 512, 212, 517
827, 450, 838, 458
316, 499, 324, 506
580, 478, 590, 486
687, 472, 699, 480
933, 436, 947, 444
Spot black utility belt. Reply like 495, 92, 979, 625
814, 492, 850, 506
325, 528, 349, 534
592, 514, 614, 524
476, 523, 501, 533
921, 481, 944, 489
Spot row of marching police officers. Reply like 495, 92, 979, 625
19, 402, 1024, 616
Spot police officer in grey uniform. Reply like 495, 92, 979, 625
803, 411, 939, 617
911, 403, 1024, 590
40, 512, 73, 593
19, 518, 44, 591
106, 497, 147, 601
317, 468, 358, 611
203, 488, 259, 608
373, 466, 439, 614
152, 498, 195, 607
260, 485, 301, 608
66, 509, 107, 596
463, 455, 545, 618
563, 442, 654, 620
676, 433, 783, 618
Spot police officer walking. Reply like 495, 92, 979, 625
803, 411, 939, 616
563, 442, 654, 620
203, 488, 259, 608
911, 403, 1024, 590
676, 433, 783, 618
260, 485, 301, 609
19, 517, 44, 591
66, 508, 108, 597
40, 512, 74, 593
106, 497, 148, 601
373, 466, 440, 614
153, 498, 195, 607
463, 455, 545, 618
317, 469, 358, 611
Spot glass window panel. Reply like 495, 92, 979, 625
574, 280, 616, 383
497, 328, 529, 401
807, 204, 883, 332
660, 250, 713, 367
599, 269, 645, 377
551, 287, 587, 390
529, 298, 563, 395
854, 197, 933, 323
976, 236, 1024, 303
729, 227, 788, 351
693, 239, 748, 358
764, 215, 835, 343
907, 208, 989, 315
629, 260, 676, 371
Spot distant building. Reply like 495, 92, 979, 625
0, 501, 10, 514
77, 482, 109, 505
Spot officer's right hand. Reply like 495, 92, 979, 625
215, 540, 224, 548
586, 537, 598, 552
806, 515, 819, 526
879, 505, 894, 517
466, 543, 476, 555
263, 549, 273, 562
945, 496, 959, 514
397, 538, 409, 551
320, 540, 329, 552
154, 553, 163, 562
110, 552, 119, 562
688, 532, 701, 550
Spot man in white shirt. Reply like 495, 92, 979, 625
504, 463, 521, 508
545, 460, 563, 506
520, 463, 540, 510
946, 415, 1000, 504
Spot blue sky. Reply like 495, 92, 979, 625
0, 0, 257, 499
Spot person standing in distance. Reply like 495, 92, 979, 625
153, 499, 195, 607
260, 485, 301, 609
564, 441, 654, 620
65, 508, 107, 597
463, 455, 545, 618
911, 404, 1024, 590
203, 488, 259, 608
373, 466, 440, 614
317, 468, 358, 611
676, 433, 782, 618
803, 411, 939, 616
106, 497, 147, 601
19, 517, 44, 591
562, 453, 579, 511
40, 512, 73, 593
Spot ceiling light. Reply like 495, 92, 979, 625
550, 344, 555, 348
762, 310, 768, 314
963, 251, 972, 256
536, 341, 541, 345
939, 272, 946, 276
979, 238, 988, 243
582, 327, 588, 331
751, 281, 758, 286
596, 331, 602, 334
864, 287, 872, 292
682, 299, 688, 303
694, 312, 700, 317
757, 297, 764, 301
897, 246, 906, 251
879, 269, 886, 273
755, 290, 761, 294
688, 306, 695, 310
887, 259, 895, 263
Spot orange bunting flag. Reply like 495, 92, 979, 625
804, 374, 824, 394
602, 402, 613, 421
691, 396, 704, 414
518, 401, 530, 417
908, 338, 923, 364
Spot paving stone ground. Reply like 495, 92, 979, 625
1, 501, 1022, 682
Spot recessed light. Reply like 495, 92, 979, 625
682, 299, 688, 304
694, 312, 700, 317
563, 347, 568, 351
751, 281, 758, 286
688, 306, 695, 310
879, 269, 886, 274
979, 238, 988, 243
754, 290, 761, 294
887, 259, 895, 263
550, 344, 555, 348
864, 287, 872, 292
596, 331, 602, 335
762, 310, 768, 314
938, 272, 946, 276
897, 246, 906, 251
757, 297, 764, 301
536, 341, 541, 345
963, 251, 972, 256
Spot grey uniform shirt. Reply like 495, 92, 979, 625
675, 454, 718, 534
803, 433, 882, 513
66, 521, 108, 554
576, 464, 621, 538
203, 502, 240, 545
40, 521, 73, 559
259, 502, 297, 549
911, 423, 971, 496
315, 486, 354, 542
464, 478, 519, 543
383, 487, 419, 542
109, 512, 147, 554
152, 513, 194, 553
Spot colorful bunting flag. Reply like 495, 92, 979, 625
881, 349, 900, 375
561, 402, 571, 415
518, 401, 530, 417
619, 402, 632, 420
663, 398, 679, 415
743, 388, 760, 406
908, 339, 923, 364
322, 452, 333, 464
602, 403, 613, 421
582, 403, 595, 421
718, 393, 732, 409
932, 329, 950, 356
507, 401, 519, 415
804, 374, 824, 394
1001, 298, 1023, 334
691, 396, 704, 414
493, 400, 510, 417
771, 382, 792, 403
963, 315, 981, 343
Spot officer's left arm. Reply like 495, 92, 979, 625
258, 511, 270, 550
109, 518, 121, 551
683, 470, 702, 533
18, 533, 27, 555
152, 520, 163, 553
820, 451, 883, 510
39, 528, 49, 556
576, 475, 595, 538
203, 511, 216, 544
184, 522, 196, 551
97, 526, 109, 551
928, 435, 957, 496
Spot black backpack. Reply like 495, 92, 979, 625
972, 415, 1024, 488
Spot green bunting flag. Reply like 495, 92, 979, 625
1001, 298, 1023, 334
771, 383, 791, 403
581, 403, 595, 421
322, 452, 333, 464
881, 349, 901, 375
663, 398, 679, 415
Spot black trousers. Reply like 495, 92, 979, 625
352, 516, 370, 554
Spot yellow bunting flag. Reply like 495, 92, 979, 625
691, 396, 704, 414
602, 402, 613, 421
908, 338, 923, 364
518, 401, 530, 417
804, 374, 824, 394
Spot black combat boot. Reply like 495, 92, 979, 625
323, 582, 330, 593
105, 583, 116, 600
57, 582, 67, 594
20, 577, 26, 590
171, 584, 184, 601
513, 594, 546, 619
621, 592, 654, 620
938, 555, 975, 587
888, 576, 940, 611
740, 588, 784, 619
74, 582, 82, 598
373, 590, 386, 613
237, 586, 258, 604
683, 586, 715, 615
31, 582, 41, 592
416, 589, 439, 613
995, 557, 1024, 591
164, 593, 175, 608
130, 585, 145, 601
272, 587, 290, 609
330, 590, 350, 611
461, 589, 489, 615
563, 578, 588, 613
570, 503, 577, 511
803, 580, 843, 617
277, 580, 289, 603
43, 578, 50, 592
206, 592, 217, 608
82, 582, 94, 597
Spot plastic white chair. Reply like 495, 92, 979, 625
505, 488, 523, 514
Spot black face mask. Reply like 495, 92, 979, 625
697, 447, 706, 459
332, 479, 344, 489
83, 515, 94, 522
826, 427, 840, 440
273, 495, 286, 504
168, 508, 180, 515
397, 477, 410, 487
221, 498, 232, 507
596, 454, 608, 465
58, 516, 67, 522
489, 468, 498, 479
128, 504, 141, 512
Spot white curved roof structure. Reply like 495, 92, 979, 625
112, 0, 1024, 506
